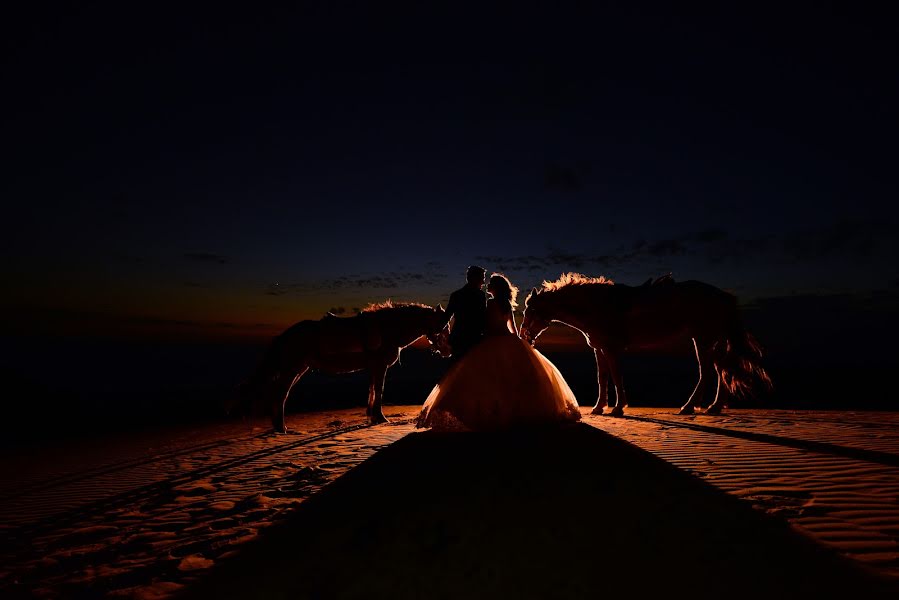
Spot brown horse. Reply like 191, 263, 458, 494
519, 273, 771, 416
239, 302, 447, 432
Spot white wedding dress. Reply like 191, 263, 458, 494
416, 299, 581, 431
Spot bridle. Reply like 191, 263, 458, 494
520, 311, 545, 347
424, 321, 451, 355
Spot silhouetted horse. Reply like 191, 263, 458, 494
520, 273, 770, 416
239, 302, 447, 432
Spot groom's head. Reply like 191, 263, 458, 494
466, 265, 486, 287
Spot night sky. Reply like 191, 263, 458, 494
4, 3, 897, 359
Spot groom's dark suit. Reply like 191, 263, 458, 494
445, 283, 487, 359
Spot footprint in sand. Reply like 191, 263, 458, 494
124, 531, 178, 544
109, 581, 184, 599
61, 525, 120, 543
209, 518, 239, 531
173, 480, 217, 496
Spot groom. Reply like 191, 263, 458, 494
444, 265, 487, 359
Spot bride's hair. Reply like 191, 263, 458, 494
489, 273, 519, 309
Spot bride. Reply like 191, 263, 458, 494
416, 273, 581, 431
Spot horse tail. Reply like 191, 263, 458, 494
714, 302, 772, 398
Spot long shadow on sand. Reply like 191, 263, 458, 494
187, 423, 894, 599
626, 415, 899, 467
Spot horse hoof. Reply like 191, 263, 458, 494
370, 414, 389, 425
705, 406, 723, 415
608, 407, 624, 417
677, 407, 695, 416
591, 406, 605, 416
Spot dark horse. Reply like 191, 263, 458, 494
519, 273, 771, 416
239, 302, 447, 432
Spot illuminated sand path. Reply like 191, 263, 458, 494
584, 409, 899, 582
1, 407, 897, 598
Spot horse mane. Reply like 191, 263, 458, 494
525, 273, 615, 307
361, 299, 432, 313
541, 272, 615, 292
641, 273, 675, 287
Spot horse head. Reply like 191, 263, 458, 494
520, 287, 551, 346
424, 304, 447, 338
422, 304, 450, 353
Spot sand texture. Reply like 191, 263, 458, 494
187, 423, 894, 599
1, 407, 897, 598
585, 408, 899, 581
1, 408, 419, 599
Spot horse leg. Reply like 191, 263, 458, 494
697, 345, 719, 414
678, 338, 705, 415
705, 364, 725, 415
272, 367, 307, 433
604, 350, 626, 417
366, 378, 376, 421
368, 365, 389, 424
591, 348, 609, 415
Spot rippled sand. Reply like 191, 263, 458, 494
1, 407, 897, 598
585, 408, 899, 580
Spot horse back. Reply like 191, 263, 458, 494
281, 314, 384, 357
611, 280, 736, 346
319, 314, 383, 354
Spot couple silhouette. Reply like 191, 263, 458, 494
243, 265, 768, 433
416, 266, 582, 431
442, 265, 489, 359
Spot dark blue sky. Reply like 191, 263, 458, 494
4, 2, 897, 341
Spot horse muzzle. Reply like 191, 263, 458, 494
520, 328, 536, 346
427, 331, 452, 357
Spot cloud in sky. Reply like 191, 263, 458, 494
782, 219, 883, 261
478, 220, 895, 277
265, 270, 447, 296
183, 252, 230, 265
476, 228, 727, 273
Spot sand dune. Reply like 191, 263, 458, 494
1, 407, 897, 598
